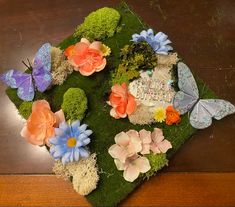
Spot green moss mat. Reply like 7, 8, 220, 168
5, 2, 217, 207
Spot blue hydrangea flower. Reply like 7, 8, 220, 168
49, 121, 92, 165
131, 29, 173, 55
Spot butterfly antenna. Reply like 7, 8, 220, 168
22, 60, 30, 69
27, 58, 32, 68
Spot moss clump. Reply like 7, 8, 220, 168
112, 42, 158, 84
120, 42, 157, 69
5, 88, 23, 108
143, 153, 168, 179
112, 63, 140, 84
61, 88, 88, 121
18, 101, 33, 119
50, 47, 73, 85
73, 7, 121, 41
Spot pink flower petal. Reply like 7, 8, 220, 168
150, 143, 161, 154
67, 59, 80, 70
126, 130, 142, 154
114, 132, 130, 146
139, 130, 151, 154
21, 125, 44, 145
126, 130, 139, 139
20, 125, 29, 138
141, 144, 150, 154
133, 156, 151, 173
108, 144, 128, 163
151, 128, 164, 143
54, 109, 65, 127
157, 139, 172, 153
139, 129, 152, 144
123, 163, 139, 182
95, 58, 106, 72
80, 38, 91, 45
89, 41, 102, 51
73, 42, 89, 55
110, 108, 120, 119
114, 159, 125, 170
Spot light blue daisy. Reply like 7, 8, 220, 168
49, 121, 92, 165
131, 29, 173, 55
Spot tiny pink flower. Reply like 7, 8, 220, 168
150, 128, 172, 154
139, 129, 151, 154
114, 154, 150, 182
108, 130, 142, 163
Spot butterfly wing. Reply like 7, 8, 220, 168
0, 69, 34, 101
174, 91, 199, 115
173, 62, 199, 114
33, 67, 52, 92
190, 99, 235, 129
32, 43, 52, 92
17, 75, 35, 101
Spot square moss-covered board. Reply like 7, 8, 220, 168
5, 2, 218, 207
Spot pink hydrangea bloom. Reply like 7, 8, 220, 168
150, 128, 172, 154
114, 154, 150, 182
108, 128, 172, 182
108, 130, 142, 163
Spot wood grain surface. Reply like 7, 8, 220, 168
0, 0, 235, 206
0, 173, 235, 207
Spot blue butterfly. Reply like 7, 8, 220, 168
173, 62, 235, 129
0, 43, 52, 101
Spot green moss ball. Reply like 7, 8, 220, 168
61, 88, 88, 121
74, 7, 121, 41
18, 101, 33, 119
144, 153, 168, 179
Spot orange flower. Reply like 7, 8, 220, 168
64, 45, 75, 57
64, 38, 107, 76
108, 83, 136, 119
165, 106, 181, 125
20, 100, 65, 146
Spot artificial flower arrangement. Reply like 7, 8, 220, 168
1, 3, 235, 207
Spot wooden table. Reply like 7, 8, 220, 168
0, 0, 235, 206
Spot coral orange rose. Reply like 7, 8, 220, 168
165, 105, 181, 125
108, 83, 136, 119
20, 100, 65, 146
64, 38, 107, 76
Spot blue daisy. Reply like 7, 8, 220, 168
49, 121, 92, 165
131, 29, 173, 55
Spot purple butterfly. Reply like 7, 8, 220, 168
0, 43, 52, 101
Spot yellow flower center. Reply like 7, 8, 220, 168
154, 107, 166, 123
101, 44, 111, 56
67, 137, 77, 148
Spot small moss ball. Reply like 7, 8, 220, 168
143, 153, 168, 179
18, 101, 33, 119
74, 7, 121, 41
61, 88, 88, 121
